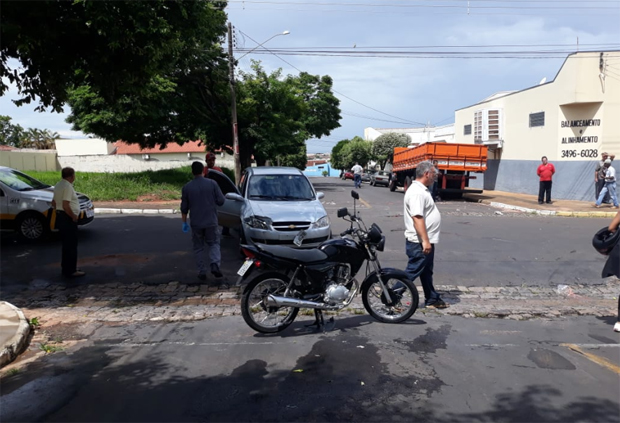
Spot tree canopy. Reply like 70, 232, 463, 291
372, 132, 411, 169
340, 136, 372, 169
1, 0, 228, 112
330, 139, 350, 170
0, 115, 59, 149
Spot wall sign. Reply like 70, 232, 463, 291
558, 118, 601, 160
560, 119, 601, 128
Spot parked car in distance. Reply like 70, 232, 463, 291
208, 167, 331, 248
0, 166, 95, 241
361, 172, 371, 183
341, 171, 354, 180
370, 170, 391, 187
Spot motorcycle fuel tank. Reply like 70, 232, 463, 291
318, 238, 367, 274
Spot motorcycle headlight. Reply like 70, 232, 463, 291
244, 216, 272, 230
312, 215, 330, 229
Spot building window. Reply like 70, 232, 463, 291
529, 112, 545, 127
474, 109, 502, 142
464, 124, 472, 135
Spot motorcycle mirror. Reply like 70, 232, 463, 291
351, 190, 359, 200
337, 207, 349, 218
293, 230, 307, 247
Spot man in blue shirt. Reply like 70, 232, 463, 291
181, 162, 226, 280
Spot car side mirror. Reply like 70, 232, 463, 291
337, 207, 349, 218
225, 193, 244, 202
351, 190, 359, 200
316, 192, 325, 200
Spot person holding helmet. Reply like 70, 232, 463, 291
601, 211, 620, 332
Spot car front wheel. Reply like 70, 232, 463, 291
17, 212, 48, 241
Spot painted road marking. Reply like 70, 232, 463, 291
562, 343, 620, 375
359, 198, 372, 209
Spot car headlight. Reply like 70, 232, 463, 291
244, 216, 272, 230
312, 215, 330, 229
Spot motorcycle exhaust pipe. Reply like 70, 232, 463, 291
265, 294, 331, 310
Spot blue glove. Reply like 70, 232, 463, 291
182, 222, 190, 233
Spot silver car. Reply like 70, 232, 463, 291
206, 167, 331, 248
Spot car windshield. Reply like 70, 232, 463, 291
0, 169, 51, 191
248, 175, 315, 201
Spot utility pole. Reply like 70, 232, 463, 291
227, 22, 241, 184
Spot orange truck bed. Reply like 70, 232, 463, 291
393, 142, 487, 173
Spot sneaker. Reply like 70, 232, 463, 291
425, 299, 448, 309
211, 264, 223, 278
70, 270, 85, 278
614, 322, 620, 333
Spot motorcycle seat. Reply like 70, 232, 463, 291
255, 244, 328, 263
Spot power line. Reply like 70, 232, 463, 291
238, 43, 620, 50
237, 29, 427, 126
342, 112, 420, 125
240, 50, 617, 59
226, 0, 619, 10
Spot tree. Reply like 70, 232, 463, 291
372, 132, 411, 169
234, 63, 340, 169
20, 128, 59, 150
330, 139, 350, 171
340, 137, 372, 169
1, 0, 228, 112
0, 116, 25, 147
277, 144, 308, 170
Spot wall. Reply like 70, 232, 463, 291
55, 138, 115, 156
59, 154, 194, 173
0, 150, 59, 171
303, 163, 340, 177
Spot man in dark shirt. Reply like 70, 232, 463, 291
181, 162, 226, 280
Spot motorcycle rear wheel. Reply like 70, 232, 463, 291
362, 276, 418, 323
241, 273, 299, 333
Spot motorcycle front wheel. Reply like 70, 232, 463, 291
362, 276, 419, 323
241, 272, 299, 333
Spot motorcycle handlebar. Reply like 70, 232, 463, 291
340, 229, 353, 237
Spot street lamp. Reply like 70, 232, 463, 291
227, 24, 290, 184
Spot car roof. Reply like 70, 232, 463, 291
245, 166, 304, 176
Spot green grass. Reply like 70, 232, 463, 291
25, 166, 234, 202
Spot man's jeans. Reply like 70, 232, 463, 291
354, 174, 362, 188
596, 182, 619, 207
192, 225, 221, 275
405, 240, 440, 303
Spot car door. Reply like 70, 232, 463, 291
205, 169, 242, 228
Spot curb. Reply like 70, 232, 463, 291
0, 301, 31, 368
468, 199, 618, 218
95, 208, 178, 215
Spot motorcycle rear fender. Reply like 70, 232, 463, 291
361, 268, 413, 289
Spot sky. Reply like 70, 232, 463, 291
1, 0, 619, 154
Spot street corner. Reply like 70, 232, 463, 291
0, 301, 31, 368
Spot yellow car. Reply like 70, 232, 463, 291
0, 166, 94, 241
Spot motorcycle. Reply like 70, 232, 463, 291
236, 190, 419, 333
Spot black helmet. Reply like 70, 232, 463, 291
592, 227, 620, 255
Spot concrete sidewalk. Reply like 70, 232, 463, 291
464, 190, 619, 218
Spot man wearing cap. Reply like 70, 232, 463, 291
595, 152, 611, 203
595, 159, 619, 208
203, 152, 223, 175
203, 151, 232, 237
537, 156, 555, 204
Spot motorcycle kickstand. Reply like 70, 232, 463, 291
305, 309, 335, 332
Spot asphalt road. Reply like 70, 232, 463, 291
1, 315, 618, 422
1, 178, 610, 292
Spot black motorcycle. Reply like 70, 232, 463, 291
236, 190, 419, 333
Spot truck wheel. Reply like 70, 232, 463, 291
404, 176, 412, 192
389, 179, 397, 192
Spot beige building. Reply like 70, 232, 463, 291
455, 51, 620, 201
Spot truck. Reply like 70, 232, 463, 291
389, 142, 487, 198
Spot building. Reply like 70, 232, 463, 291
455, 51, 620, 201
364, 124, 455, 145
55, 138, 115, 156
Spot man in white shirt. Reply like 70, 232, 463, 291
351, 162, 363, 189
595, 159, 620, 208
53, 167, 85, 278
403, 161, 447, 308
